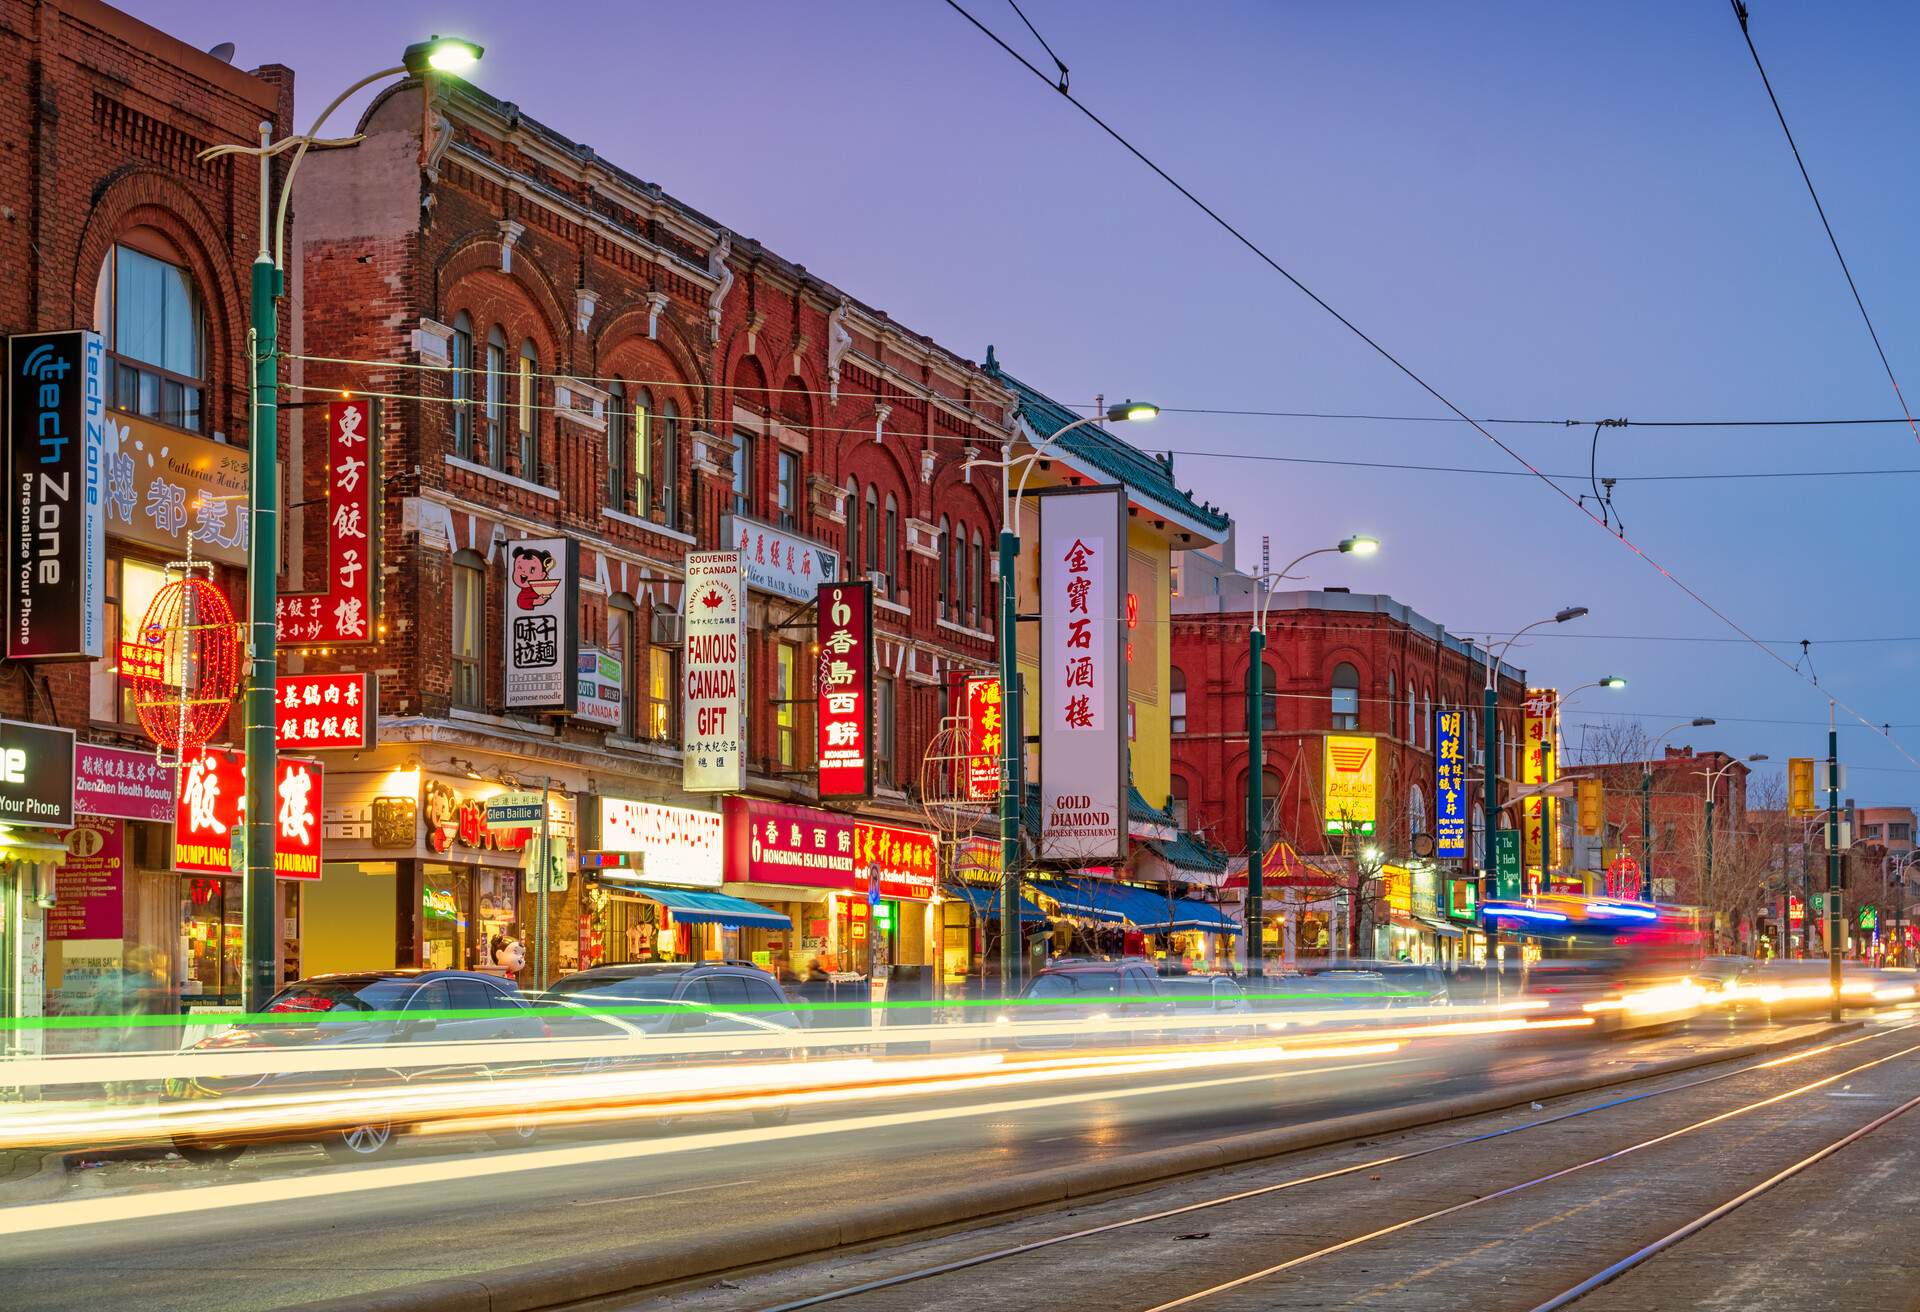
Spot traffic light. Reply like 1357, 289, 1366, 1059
1575, 777, 1605, 837
1788, 757, 1817, 816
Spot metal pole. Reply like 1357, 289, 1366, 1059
1704, 794, 1716, 953
1482, 679, 1499, 983
1826, 707, 1841, 1022
242, 121, 281, 1013
1539, 737, 1553, 895
537, 775, 552, 990
1246, 625, 1265, 980
997, 527, 1021, 998
1640, 769, 1653, 902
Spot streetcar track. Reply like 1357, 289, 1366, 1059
741, 1025, 1900, 1312
1138, 1037, 1920, 1310
1528, 1089, 1920, 1311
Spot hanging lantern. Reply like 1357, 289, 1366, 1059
124, 573, 244, 762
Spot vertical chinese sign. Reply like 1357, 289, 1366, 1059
684, 552, 746, 792
816, 580, 872, 799
174, 748, 322, 879
962, 676, 1002, 802
1038, 487, 1127, 862
277, 399, 378, 647
503, 536, 579, 711
1434, 708, 1467, 859
1523, 688, 1557, 883
7, 329, 107, 661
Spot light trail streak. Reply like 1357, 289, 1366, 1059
0, 1056, 1410, 1236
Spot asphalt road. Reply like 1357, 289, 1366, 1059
0, 1016, 1834, 1311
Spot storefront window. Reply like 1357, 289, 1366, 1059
421, 869, 472, 971
646, 644, 674, 742
181, 876, 243, 1000
91, 557, 169, 724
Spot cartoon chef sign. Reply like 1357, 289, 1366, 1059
502, 537, 578, 711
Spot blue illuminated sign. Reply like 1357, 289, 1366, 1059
1434, 708, 1467, 859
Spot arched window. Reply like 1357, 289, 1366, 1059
882, 492, 899, 598
450, 312, 474, 458
518, 340, 539, 479
1408, 784, 1428, 846
955, 523, 969, 626
94, 238, 206, 431
1387, 669, 1396, 739
938, 516, 951, 619
1472, 802, 1487, 866
1331, 662, 1360, 730
1170, 776, 1190, 830
606, 381, 627, 509
1407, 685, 1416, 745
1170, 666, 1188, 733
843, 479, 861, 578
484, 327, 508, 469
1423, 687, 1433, 750
864, 486, 880, 587
1260, 660, 1281, 731
656, 398, 677, 525
972, 529, 986, 624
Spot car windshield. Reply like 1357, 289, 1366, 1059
549, 975, 685, 1002
264, 980, 416, 1014
1054, 971, 1127, 997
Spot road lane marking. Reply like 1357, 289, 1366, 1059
574, 1178, 758, 1205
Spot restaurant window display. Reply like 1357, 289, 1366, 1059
420, 865, 520, 972
579, 882, 705, 967
181, 876, 243, 1000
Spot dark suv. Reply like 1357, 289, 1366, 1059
1006, 960, 1173, 1047
164, 969, 547, 1163
544, 962, 804, 1124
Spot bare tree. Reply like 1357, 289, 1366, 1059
1567, 716, 1653, 767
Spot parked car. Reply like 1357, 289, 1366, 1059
163, 969, 548, 1163
1004, 960, 1173, 1047
542, 961, 804, 1124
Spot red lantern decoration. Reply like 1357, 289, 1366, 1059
124, 574, 243, 760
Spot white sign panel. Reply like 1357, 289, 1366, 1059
504, 536, 578, 711
1038, 487, 1127, 862
683, 551, 746, 792
721, 514, 839, 601
597, 798, 723, 888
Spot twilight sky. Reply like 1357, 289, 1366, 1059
138, 1, 1920, 803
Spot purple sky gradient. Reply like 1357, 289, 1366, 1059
134, 1, 1920, 802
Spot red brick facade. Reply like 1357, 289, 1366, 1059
1170, 592, 1528, 866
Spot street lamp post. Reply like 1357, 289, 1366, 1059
968, 399, 1157, 996
202, 37, 482, 1010
1241, 536, 1378, 980
1480, 608, 1587, 980
1640, 717, 1715, 904
1700, 753, 1766, 952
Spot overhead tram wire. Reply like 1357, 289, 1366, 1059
1731, 1, 1920, 449
275, 376, 1920, 487
940, 0, 1920, 772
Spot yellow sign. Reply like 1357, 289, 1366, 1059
1323, 734, 1377, 835
1788, 757, 1817, 816
1383, 863, 1411, 914
1523, 688, 1557, 875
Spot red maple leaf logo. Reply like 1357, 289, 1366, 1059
700, 588, 725, 609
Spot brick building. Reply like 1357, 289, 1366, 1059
1170, 584, 1528, 962
1561, 746, 1749, 913
287, 71, 1017, 989
0, 0, 294, 1033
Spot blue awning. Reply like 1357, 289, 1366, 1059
1167, 897, 1235, 933
953, 881, 1047, 923
1032, 879, 1177, 929
625, 885, 789, 930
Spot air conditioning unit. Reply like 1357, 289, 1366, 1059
868, 570, 889, 592
651, 610, 684, 646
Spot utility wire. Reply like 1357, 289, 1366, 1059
1731, 1, 1920, 448
941, 0, 1920, 772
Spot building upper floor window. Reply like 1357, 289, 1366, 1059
777, 449, 801, 529
971, 529, 986, 625
94, 241, 206, 432
731, 432, 754, 516
607, 381, 628, 509
938, 517, 952, 619
1170, 666, 1187, 733
864, 486, 881, 588
1408, 784, 1428, 844
1170, 776, 1190, 830
882, 492, 899, 598
656, 399, 678, 527
517, 341, 539, 478
874, 675, 896, 786
1331, 662, 1360, 730
775, 641, 799, 768
451, 552, 486, 709
484, 328, 508, 470
1892, 822, 1913, 843
451, 313, 474, 459
1260, 661, 1280, 731
843, 478, 861, 579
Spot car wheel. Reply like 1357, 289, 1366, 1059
172, 1137, 246, 1165
492, 1119, 540, 1149
750, 1105, 791, 1127
321, 1121, 396, 1162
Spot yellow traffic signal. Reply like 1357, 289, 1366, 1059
1788, 757, 1817, 816
1575, 777, 1605, 837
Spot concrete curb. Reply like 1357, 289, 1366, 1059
290, 1023, 1857, 1312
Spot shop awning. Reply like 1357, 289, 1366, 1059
1167, 897, 1235, 933
1412, 913, 1465, 940
625, 885, 790, 930
1032, 879, 1193, 931
952, 881, 1047, 922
